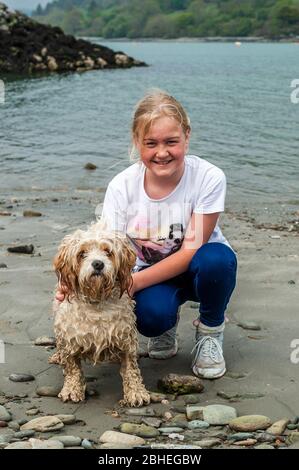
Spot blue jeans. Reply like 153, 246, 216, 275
134, 242, 237, 338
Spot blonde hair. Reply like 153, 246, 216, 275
129, 89, 191, 161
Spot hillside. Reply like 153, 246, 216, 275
32, 0, 299, 38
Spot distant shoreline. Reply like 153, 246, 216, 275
85, 36, 299, 44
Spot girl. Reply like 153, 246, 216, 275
57, 89, 237, 380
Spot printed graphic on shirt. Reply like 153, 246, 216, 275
127, 223, 184, 265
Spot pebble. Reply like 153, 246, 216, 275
159, 427, 184, 434
286, 431, 299, 445
186, 405, 203, 421
84, 163, 97, 170
267, 419, 289, 436
187, 420, 210, 430
5, 441, 32, 449
256, 432, 276, 443
14, 430, 35, 439
0, 405, 12, 422
7, 244, 34, 254
287, 423, 298, 430
125, 407, 156, 417
34, 336, 56, 346
55, 414, 76, 425
9, 373, 35, 383
99, 430, 145, 446
23, 210, 42, 217
254, 444, 275, 449
234, 438, 257, 446
193, 438, 221, 448
21, 416, 64, 432
270, 235, 281, 239
119, 423, 159, 438
100, 443, 134, 449
141, 417, 162, 428
0, 421, 8, 427
182, 394, 202, 405
36, 386, 61, 397
50, 435, 82, 447
158, 373, 204, 395
229, 415, 272, 432
81, 438, 93, 449
168, 433, 184, 441
8, 421, 20, 431
149, 392, 167, 403
151, 443, 202, 449
228, 432, 255, 441
0, 263, 7, 268
26, 409, 40, 416
236, 321, 261, 331
187, 404, 237, 425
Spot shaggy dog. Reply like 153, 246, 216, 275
49, 222, 150, 407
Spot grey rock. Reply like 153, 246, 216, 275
187, 420, 210, 430
151, 443, 202, 449
55, 414, 76, 425
193, 438, 221, 448
0, 405, 12, 422
125, 407, 156, 417
229, 415, 272, 432
237, 321, 261, 331
26, 409, 40, 416
14, 430, 35, 439
182, 394, 202, 405
141, 417, 162, 428
120, 423, 159, 438
228, 432, 255, 441
21, 416, 64, 432
34, 336, 56, 346
36, 386, 61, 397
99, 430, 145, 446
0, 263, 7, 268
5, 441, 32, 449
254, 444, 275, 449
159, 427, 184, 434
8, 421, 20, 431
50, 435, 82, 447
81, 439, 93, 449
7, 244, 34, 254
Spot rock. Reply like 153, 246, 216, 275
149, 392, 167, 403
236, 321, 261, 331
159, 427, 184, 434
234, 438, 257, 446
151, 443, 202, 449
34, 336, 56, 346
5, 441, 32, 449
168, 433, 185, 441
186, 405, 203, 421
26, 409, 40, 416
187, 420, 210, 430
9, 373, 35, 383
141, 417, 162, 428
267, 419, 289, 435
81, 439, 93, 449
30, 438, 64, 449
125, 407, 155, 417
7, 244, 34, 254
21, 416, 64, 432
47, 56, 58, 71
287, 423, 298, 430
254, 444, 275, 449
0, 405, 12, 422
0, 420, 8, 427
229, 415, 272, 432
84, 162, 97, 170
8, 421, 20, 431
14, 430, 35, 439
0, 263, 7, 268
36, 386, 61, 397
50, 435, 81, 447
182, 394, 202, 405
99, 430, 145, 446
0, 211, 11, 216
23, 210, 42, 217
255, 432, 276, 443
119, 423, 159, 438
193, 438, 221, 448
288, 280, 296, 285
158, 374, 204, 395
286, 431, 299, 445
203, 405, 237, 425
55, 414, 76, 425
228, 432, 255, 441
100, 443, 135, 449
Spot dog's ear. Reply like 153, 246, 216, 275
117, 237, 136, 298
53, 231, 82, 300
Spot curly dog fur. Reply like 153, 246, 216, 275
49, 221, 150, 407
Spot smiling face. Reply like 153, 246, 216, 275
135, 116, 190, 182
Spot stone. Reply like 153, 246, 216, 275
202, 405, 237, 425
8, 421, 20, 431
159, 427, 184, 434
36, 386, 61, 397
81, 439, 93, 449
55, 414, 76, 425
0, 405, 12, 422
100, 443, 135, 449
99, 430, 145, 446
228, 432, 255, 441
14, 430, 35, 439
26, 409, 40, 416
34, 336, 56, 346
187, 420, 210, 430
7, 244, 34, 254
266, 419, 289, 435
125, 407, 155, 417
286, 431, 299, 445
50, 435, 81, 447
23, 210, 42, 217
21, 416, 64, 432
151, 443, 202, 449
158, 374, 204, 395
84, 162, 97, 170
229, 415, 272, 432
5, 441, 32, 449
193, 438, 221, 448
254, 444, 275, 449
9, 373, 35, 383
0, 263, 7, 268
0, 420, 7, 427
141, 417, 162, 428
149, 392, 167, 403
234, 438, 257, 446
182, 394, 202, 405
119, 423, 159, 438
256, 432, 276, 443
30, 438, 64, 449
186, 405, 203, 421
237, 321, 261, 331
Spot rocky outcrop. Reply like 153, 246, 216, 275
0, 2, 146, 74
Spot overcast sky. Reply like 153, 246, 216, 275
4, 1, 52, 11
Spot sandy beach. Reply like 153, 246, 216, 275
0, 189, 298, 449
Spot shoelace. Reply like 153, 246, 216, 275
191, 336, 223, 363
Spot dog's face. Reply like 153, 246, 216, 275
54, 229, 136, 302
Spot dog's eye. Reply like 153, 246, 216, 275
105, 250, 112, 258
79, 251, 86, 259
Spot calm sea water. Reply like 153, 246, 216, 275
0, 41, 298, 221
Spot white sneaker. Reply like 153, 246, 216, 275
148, 309, 180, 359
191, 321, 226, 379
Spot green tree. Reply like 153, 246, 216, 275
62, 8, 85, 34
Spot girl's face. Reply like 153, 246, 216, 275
135, 116, 190, 180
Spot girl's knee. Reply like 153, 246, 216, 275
190, 243, 237, 278
135, 302, 177, 338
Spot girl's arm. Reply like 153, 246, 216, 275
132, 212, 220, 294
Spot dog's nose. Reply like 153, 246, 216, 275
92, 260, 104, 272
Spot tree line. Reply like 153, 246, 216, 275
32, 0, 299, 38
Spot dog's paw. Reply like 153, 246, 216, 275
48, 352, 61, 365
58, 387, 85, 403
120, 389, 151, 408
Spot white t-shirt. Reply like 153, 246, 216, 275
101, 155, 231, 269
